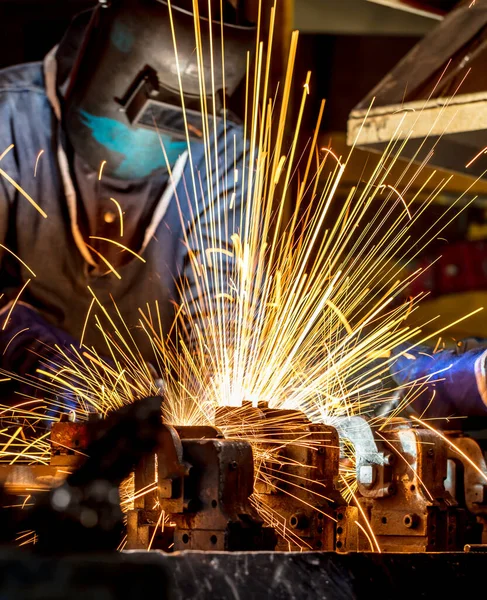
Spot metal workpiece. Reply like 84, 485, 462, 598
3, 399, 487, 556
0, 416, 91, 494
336, 416, 467, 552
445, 431, 487, 543
215, 403, 347, 552
336, 416, 391, 496
127, 403, 347, 552
127, 422, 276, 552
0, 396, 164, 552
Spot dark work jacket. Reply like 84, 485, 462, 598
0, 56, 245, 384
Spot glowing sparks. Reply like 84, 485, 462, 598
80, 298, 96, 348
110, 197, 124, 238
0, 2, 485, 554
379, 184, 412, 220
34, 150, 44, 177
98, 160, 107, 180
0, 144, 14, 162
0, 245, 36, 277
88, 237, 146, 263
2, 327, 29, 356
147, 509, 165, 551
0, 170, 47, 218
340, 474, 381, 552
466, 146, 487, 168
84, 244, 122, 279
319, 147, 343, 167
1, 280, 31, 331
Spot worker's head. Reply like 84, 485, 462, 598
62, 0, 254, 180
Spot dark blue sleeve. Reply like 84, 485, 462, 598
0, 302, 80, 378
390, 342, 487, 418
0, 93, 80, 407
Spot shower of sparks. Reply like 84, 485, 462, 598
0, 0, 484, 551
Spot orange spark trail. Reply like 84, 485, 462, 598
411, 416, 487, 485
466, 146, 487, 168
98, 160, 107, 180
84, 244, 122, 280
319, 147, 343, 167
34, 150, 44, 177
1, 280, 31, 331
340, 474, 381, 552
0, 144, 14, 162
0, 245, 36, 277
0, 170, 47, 218
88, 237, 146, 263
110, 197, 124, 238
2, 327, 29, 356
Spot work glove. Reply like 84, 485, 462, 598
0, 302, 82, 417
390, 340, 487, 420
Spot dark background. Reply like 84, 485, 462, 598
0, 0, 420, 135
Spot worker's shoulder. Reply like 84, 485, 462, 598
0, 62, 46, 95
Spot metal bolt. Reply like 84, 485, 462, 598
230, 461, 238, 470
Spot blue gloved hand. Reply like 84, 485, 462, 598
0, 302, 81, 417
390, 341, 487, 419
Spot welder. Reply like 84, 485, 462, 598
0, 0, 254, 409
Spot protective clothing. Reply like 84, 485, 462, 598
0, 12, 246, 409
63, 0, 254, 178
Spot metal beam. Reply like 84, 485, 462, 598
294, 0, 436, 36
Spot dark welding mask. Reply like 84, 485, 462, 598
62, 0, 255, 179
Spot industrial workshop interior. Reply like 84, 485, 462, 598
4, 0, 487, 597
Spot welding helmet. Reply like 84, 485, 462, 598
62, 0, 255, 179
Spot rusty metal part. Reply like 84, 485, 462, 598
337, 417, 466, 552
0, 419, 90, 493
3, 403, 487, 555
445, 432, 487, 543
126, 422, 276, 551
50, 417, 91, 467
216, 402, 347, 551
